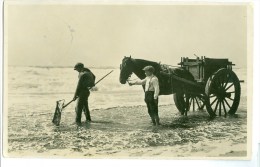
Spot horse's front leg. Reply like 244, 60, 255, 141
184, 94, 190, 116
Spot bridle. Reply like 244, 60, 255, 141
120, 57, 134, 83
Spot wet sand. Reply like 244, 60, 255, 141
6, 103, 247, 158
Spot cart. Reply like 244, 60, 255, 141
162, 56, 241, 118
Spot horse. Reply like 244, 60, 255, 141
119, 56, 195, 96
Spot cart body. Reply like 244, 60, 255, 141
169, 56, 241, 118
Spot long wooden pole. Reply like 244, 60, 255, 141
62, 70, 114, 109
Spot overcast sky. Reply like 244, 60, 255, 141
6, 3, 248, 67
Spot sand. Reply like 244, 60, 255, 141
6, 104, 247, 159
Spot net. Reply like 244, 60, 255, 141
52, 99, 65, 126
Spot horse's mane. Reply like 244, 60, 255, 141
134, 58, 159, 65
131, 58, 161, 71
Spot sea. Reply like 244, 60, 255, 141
7, 66, 247, 115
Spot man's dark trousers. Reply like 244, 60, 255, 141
75, 90, 91, 124
144, 91, 159, 125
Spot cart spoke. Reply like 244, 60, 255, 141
193, 98, 195, 111
197, 95, 204, 102
189, 98, 192, 108
226, 97, 234, 101
226, 91, 235, 94
184, 96, 188, 104
184, 96, 188, 110
197, 94, 204, 99
210, 97, 218, 106
223, 98, 231, 109
210, 94, 216, 98
214, 101, 220, 113
189, 98, 192, 111
223, 74, 230, 89
219, 100, 222, 116
223, 82, 228, 90
225, 83, 234, 91
188, 99, 191, 111
195, 97, 201, 109
187, 96, 191, 103
222, 101, 227, 117
201, 103, 206, 109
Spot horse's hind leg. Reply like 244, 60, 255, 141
184, 95, 190, 116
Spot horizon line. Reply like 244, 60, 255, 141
8, 65, 119, 69
7, 64, 245, 69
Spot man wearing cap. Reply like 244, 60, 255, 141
129, 65, 160, 126
73, 63, 95, 125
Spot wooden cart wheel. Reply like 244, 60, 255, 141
205, 68, 241, 117
174, 93, 205, 116
173, 93, 184, 114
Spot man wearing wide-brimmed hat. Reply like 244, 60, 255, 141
73, 62, 95, 126
129, 65, 160, 126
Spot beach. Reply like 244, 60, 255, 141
5, 67, 248, 158
7, 104, 247, 158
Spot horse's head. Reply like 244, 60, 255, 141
119, 56, 134, 84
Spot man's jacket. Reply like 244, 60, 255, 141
74, 68, 96, 97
